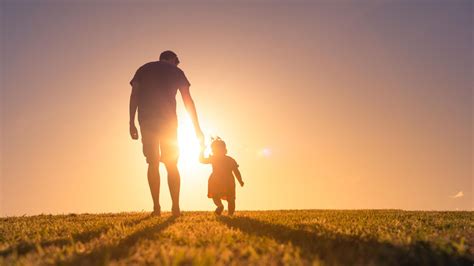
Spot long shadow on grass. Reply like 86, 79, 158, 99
218, 216, 472, 266
64, 216, 176, 265
0, 215, 151, 258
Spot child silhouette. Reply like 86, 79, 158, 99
199, 137, 244, 215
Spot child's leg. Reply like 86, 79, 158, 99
228, 199, 235, 215
213, 197, 224, 215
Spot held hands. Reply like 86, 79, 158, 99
129, 124, 139, 140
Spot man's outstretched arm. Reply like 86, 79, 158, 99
180, 86, 204, 144
129, 81, 139, 140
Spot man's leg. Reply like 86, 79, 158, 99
147, 163, 161, 215
228, 199, 235, 216
165, 162, 181, 216
161, 121, 181, 216
213, 197, 224, 215
141, 127, 161, 215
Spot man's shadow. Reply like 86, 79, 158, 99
0, 215, 152, 258
64, 216, 176, 265
218, 216, 472, 265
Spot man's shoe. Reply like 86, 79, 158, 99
215, 205, 224, 215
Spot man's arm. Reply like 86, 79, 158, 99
129, 81, 139, 140
180, 86, 204, 144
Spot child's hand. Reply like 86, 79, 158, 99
239, 180, 244, 187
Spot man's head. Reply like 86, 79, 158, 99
159, 50, 180, 66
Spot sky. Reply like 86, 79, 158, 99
1, 0, 472, 216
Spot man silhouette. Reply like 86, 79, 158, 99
129, 50, 204, 216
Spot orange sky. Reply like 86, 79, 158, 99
1, 1, 472, 215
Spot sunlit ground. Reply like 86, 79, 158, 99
2, 211, 471, 265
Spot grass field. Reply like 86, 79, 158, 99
0, 210, 472, 265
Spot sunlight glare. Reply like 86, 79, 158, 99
177, 115, 202, 166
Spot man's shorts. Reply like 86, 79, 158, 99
140, 122, 179, 165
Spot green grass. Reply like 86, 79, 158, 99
0, 210, 472, 265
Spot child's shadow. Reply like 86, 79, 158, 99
218, 216, 471, 265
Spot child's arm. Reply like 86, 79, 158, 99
199, 150, 211, 164
233, 168, 244, 187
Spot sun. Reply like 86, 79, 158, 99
177, 115, 202, 165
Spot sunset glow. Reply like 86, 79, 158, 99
1, 1, 472, 216
177, 114, 201, 168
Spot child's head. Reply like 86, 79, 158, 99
210, 137, 227, 156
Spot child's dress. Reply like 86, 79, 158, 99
203, 155, 239, 200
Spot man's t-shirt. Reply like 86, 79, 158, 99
130, 61, 190, 129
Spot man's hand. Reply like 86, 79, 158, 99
130, 124, 139, 140
195, 128, 204, 146
239, 180, 245, 187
